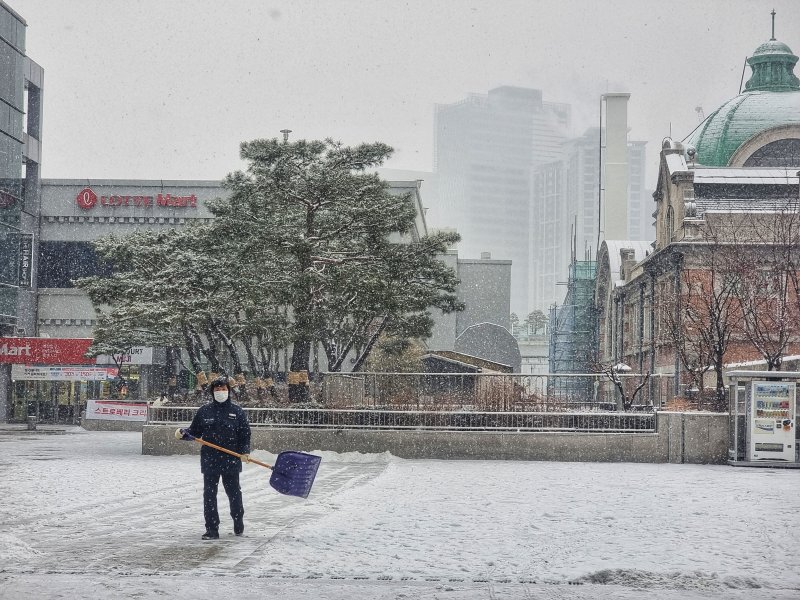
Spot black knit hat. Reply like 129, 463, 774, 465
208, 376, 230, 389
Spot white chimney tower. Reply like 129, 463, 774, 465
602, 93, 630, 241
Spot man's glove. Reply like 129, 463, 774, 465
240, 454, 251, 463
174, 428, 194, 441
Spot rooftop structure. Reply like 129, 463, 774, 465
684, 34, 800, 167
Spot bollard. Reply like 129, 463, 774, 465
27, 415, 37, 431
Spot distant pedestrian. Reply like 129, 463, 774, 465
175, 376, 251, 540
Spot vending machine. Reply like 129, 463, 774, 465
746, 380, 796, 461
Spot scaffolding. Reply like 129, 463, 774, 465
548, 260, 597, 400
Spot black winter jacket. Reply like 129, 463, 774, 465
187, 399, 251, 474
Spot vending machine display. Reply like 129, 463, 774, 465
747, 381, 796, 461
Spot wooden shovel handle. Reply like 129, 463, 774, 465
192, 437, 273, 470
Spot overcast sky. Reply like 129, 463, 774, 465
14, 0, 800, 187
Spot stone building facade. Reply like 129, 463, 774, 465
595, 34, 800, 407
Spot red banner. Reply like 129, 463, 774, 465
0, 337, 94, 365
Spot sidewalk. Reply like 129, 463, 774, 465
0, 422, 80, 435
0, 430, 798, 599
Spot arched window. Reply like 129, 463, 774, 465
743, 138, 800, 167
664, 206, 674, 243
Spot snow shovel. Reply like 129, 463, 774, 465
178, 429, 321, 498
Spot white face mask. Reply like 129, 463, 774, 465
213, 390, 228, 403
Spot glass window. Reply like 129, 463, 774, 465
0, 221, 20, 286
743, 139, 800, 167
0, 39, 24, 110
38, 241, 114, 288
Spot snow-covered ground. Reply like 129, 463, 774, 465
0, 427, 798, 599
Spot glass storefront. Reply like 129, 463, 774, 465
9, 366, 143, 424
11, 379, 102, 424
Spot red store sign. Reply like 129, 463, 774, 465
0, 337, 95, 365
76, 187, 198, 211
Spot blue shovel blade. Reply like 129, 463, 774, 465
269, 451, 322, 498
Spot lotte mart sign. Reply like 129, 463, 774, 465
0, 338, 94, 365
76, 187, 199, 210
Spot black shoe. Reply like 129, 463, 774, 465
234, 523, 244, 536
202, 530, 219, 540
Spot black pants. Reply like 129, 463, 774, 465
203, 471, 244, 533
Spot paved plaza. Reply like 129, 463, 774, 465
1, 427, 798, 599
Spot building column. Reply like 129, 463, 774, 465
0, 364, 11, 423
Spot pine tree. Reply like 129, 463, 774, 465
213, 138, 462, 400
79, 137, 463, 403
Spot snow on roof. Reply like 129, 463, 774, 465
599, 240, 652, 287
665, 152, 688, 174
725, 354, 800, 369
693, 168, 800, 185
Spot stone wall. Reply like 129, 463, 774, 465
142, 411, 729, 464
82, 417, 144, 432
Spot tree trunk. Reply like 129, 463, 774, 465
208, 319, 247, 400
209, 319, 244, 376
714, 358, 726, 412
180, 322, 205, 402
180, 322, 202, 373
199, 322, 224, 375
289, 339, 311, 402
257, 340, 278, 400
351, 316, 390, 372
165, 346, 177, 401
322, 339, 339, 373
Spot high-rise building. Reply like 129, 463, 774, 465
530, 128, 650, 312
0, 0, 44, 421
433, 86, 571, 315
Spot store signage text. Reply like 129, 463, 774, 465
11, 364, 117, 381
76, 187, 198, 211
86, 399, 148, 421
18, 232, 33, 288
0, 341, 30, 357
0, 337, 95, 365
95, 346, 153, 365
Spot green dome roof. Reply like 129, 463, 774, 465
751, 39, 793, 57
684, 37, 800, 166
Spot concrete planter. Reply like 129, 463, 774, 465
142, 411, 728, 464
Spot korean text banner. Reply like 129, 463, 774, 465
86, 400, 148, 422
11, 364, 116, 381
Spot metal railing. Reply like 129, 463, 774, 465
319, 372, 668, 412
157, 372, 667, 412
148, 406, 656, 433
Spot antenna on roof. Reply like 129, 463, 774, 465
771, 8, 776, 40
694, 106, 705, 121
739, 57, 748, 94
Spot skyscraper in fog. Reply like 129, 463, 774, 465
433, 86, 571, 315
530, 128, 651, 311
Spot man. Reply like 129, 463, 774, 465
175, 376, 251, 540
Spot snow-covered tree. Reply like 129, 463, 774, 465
79, 137, 463, 403
212, 138, 462, 400
525, 310, 548, 334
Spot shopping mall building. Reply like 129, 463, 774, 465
0, 2, 511, 423
3, 175, 512, 422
